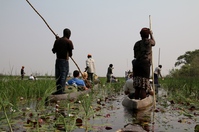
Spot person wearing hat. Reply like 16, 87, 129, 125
85, 54, 96, 82
133, 27, 155, 99
82, 72, 92, 88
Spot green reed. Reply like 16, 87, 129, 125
0, 76, 125, 131
160, 77, 199, 105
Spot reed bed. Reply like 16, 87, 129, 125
160, 77, 199, 106
0, 76, 125, 131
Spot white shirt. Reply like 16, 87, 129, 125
86, 58, 95, 73
123, 78, 135, 93
29, 75, 34, 80
154, 67, 161, 75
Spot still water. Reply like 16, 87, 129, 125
83, 88, 199, 132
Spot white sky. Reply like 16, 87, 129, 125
0, 0, 199, 77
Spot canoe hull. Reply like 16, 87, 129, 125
47, 84, 98, 103
122, 95, 154, 110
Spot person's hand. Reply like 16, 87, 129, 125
55, 35, 60, 40
149, 30, 153, 35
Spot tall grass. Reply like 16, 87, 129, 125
0, 75, 125, 131
0, 76, 55, 110
160, 77, 199, 105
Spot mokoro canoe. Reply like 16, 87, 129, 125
47, 84, 98, 103
122, 95, 154, 110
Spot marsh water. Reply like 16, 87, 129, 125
86, 87, 199, 132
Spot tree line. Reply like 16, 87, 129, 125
168, 49, 199, 77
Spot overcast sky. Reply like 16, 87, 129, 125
1, 0, 199, 77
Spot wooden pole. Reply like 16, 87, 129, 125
158, 48, 160, 65
149, 15, 156, 108
26, 0, 57, 37
26, 0, 83, 77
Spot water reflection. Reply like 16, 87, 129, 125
123, 106, 153, 131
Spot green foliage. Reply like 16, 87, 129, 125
175, 49, 199, 67
171, 49, 199, 77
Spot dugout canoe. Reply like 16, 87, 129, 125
122, 94, 154, 110
47, 84, 98, 103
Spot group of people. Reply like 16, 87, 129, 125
51, 27, 163, 97
20, 27, 163, 98
20, 66, 37, 80
123, 27, 163, 100
51, 28, 98, 95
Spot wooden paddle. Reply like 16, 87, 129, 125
26, 0, 83, 77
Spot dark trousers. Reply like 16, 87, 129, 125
154, 73, 159, 84
55, 59, 69, 94
87, 72, 93, 82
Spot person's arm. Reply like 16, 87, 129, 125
52, 40, 57, 54
68, 40, 74, 57
158, 69, 162, 78
149, 30, 155, 46
85, 59, 89, 70
93, 59, 96, 74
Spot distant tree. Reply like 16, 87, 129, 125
189, 56, 199, 76
172, 49, 199, 77
175, 49, 199, 67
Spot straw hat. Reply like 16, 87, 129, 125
82, 72, 88, 79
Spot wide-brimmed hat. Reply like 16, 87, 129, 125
82, 72, 88, 79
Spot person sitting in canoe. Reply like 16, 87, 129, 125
82, 72, 92, 89
67, 70, 88, 91
123, 73, 135, 99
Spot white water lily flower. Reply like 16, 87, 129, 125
86, 94, 89, 97
97, 98, 100, 102
68, 113, 74, 117
55, 104, 59, 108
78, 101, 81, 104
10, 107, 16, 112
26, 107, 30, 111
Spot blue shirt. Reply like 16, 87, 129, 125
67, 78, 86, 87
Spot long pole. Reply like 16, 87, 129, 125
149, 15, 156, 108
26, 0, 83, 77
158, 48, 160, 65
26, 0, 57, 37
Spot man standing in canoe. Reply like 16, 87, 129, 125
85, 54, 96, 82
133, 28, 155, 99
106, 64, 114, 83
52, 28, 74, 95
154, 65, 163, 85
21, 66, 25, 80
